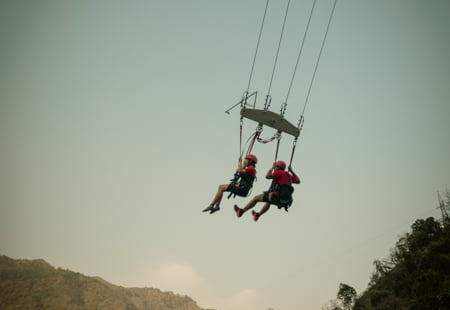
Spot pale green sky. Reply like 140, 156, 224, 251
1, 1, 449, 310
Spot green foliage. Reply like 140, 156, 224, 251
337, 283, 357, 310
354, 216, 450, 310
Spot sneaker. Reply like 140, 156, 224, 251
252, 210, 260, 221
202, 205, 214, 212
234, 205, 243, 217
210, 205, 220, 214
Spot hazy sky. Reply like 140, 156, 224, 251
1, 1, 449, 310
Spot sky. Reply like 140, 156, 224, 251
1, 1, 449, 310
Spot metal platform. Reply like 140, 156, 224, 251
241, 108, 300, 137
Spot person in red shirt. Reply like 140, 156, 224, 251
203, 154, 257, 214
234, 160, 300, 221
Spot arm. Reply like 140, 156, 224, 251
236, 157, 245, 174
288, 165, 301, 184
265, 162, 277, 179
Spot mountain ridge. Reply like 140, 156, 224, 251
0, 255, 214, 310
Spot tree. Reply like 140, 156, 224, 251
321, 299, 342, 310
353, 214, 450, 310
337, 283, 357, 310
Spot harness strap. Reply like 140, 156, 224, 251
274, 132, 281, 162
247, 126, 262, 155
257, 135, 276, 144
239, 116, 243, 156
289, 137, 297, 166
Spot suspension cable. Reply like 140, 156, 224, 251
284, 0, 317, 105
239, 1, 269, 158
300, 0, 337, 122
266, 0, 291, 97
290, 0, 337, 166
246, 0, 270, 94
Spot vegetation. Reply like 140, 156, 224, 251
337, 283, 357, 310
326, 193, 450, 310
3, 195, 449, 310
354, 216, 450, 310
0, 256, 213, 310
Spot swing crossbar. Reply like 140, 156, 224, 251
241, 108, 300, 137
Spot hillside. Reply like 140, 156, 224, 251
0, 255, 214, 310
353, 216, 450, 310
324, 215, 450, 310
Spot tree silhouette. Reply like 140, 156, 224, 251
337, 283, 356, 310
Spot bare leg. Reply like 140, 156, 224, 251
235, 193, 263, 218
258, 202, 271, 216
242, 197, 259, 213
210, 184, 229, 206
252, 201, 271, 221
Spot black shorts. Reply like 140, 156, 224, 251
258, 191, 278, 203
227, 182, 249, 197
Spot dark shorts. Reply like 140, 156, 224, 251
254, 191, 279, 203
227, 182, 249, 197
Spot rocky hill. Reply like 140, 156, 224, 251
0, 255, 214, 310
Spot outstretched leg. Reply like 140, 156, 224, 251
242, 196, 259, 212
203, 184, 229, 213
211, 184, 229, 206
243, 193, 265, 212
234, 193, 264, 218
252, 200, 272, 221
258, 202, 271, 216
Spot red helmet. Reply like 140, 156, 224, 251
275, 160, 286, 170
245, 154, 258, 164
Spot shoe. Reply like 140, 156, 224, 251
202, 205, 214, 212
210, 205, 220, 214
252, 210, 260, 221
234, 205, 243, 217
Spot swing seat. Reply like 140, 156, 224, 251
241, 108, 300, 137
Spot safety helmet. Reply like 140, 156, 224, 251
275, 160, 286, 170
245, 154, 258, 164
